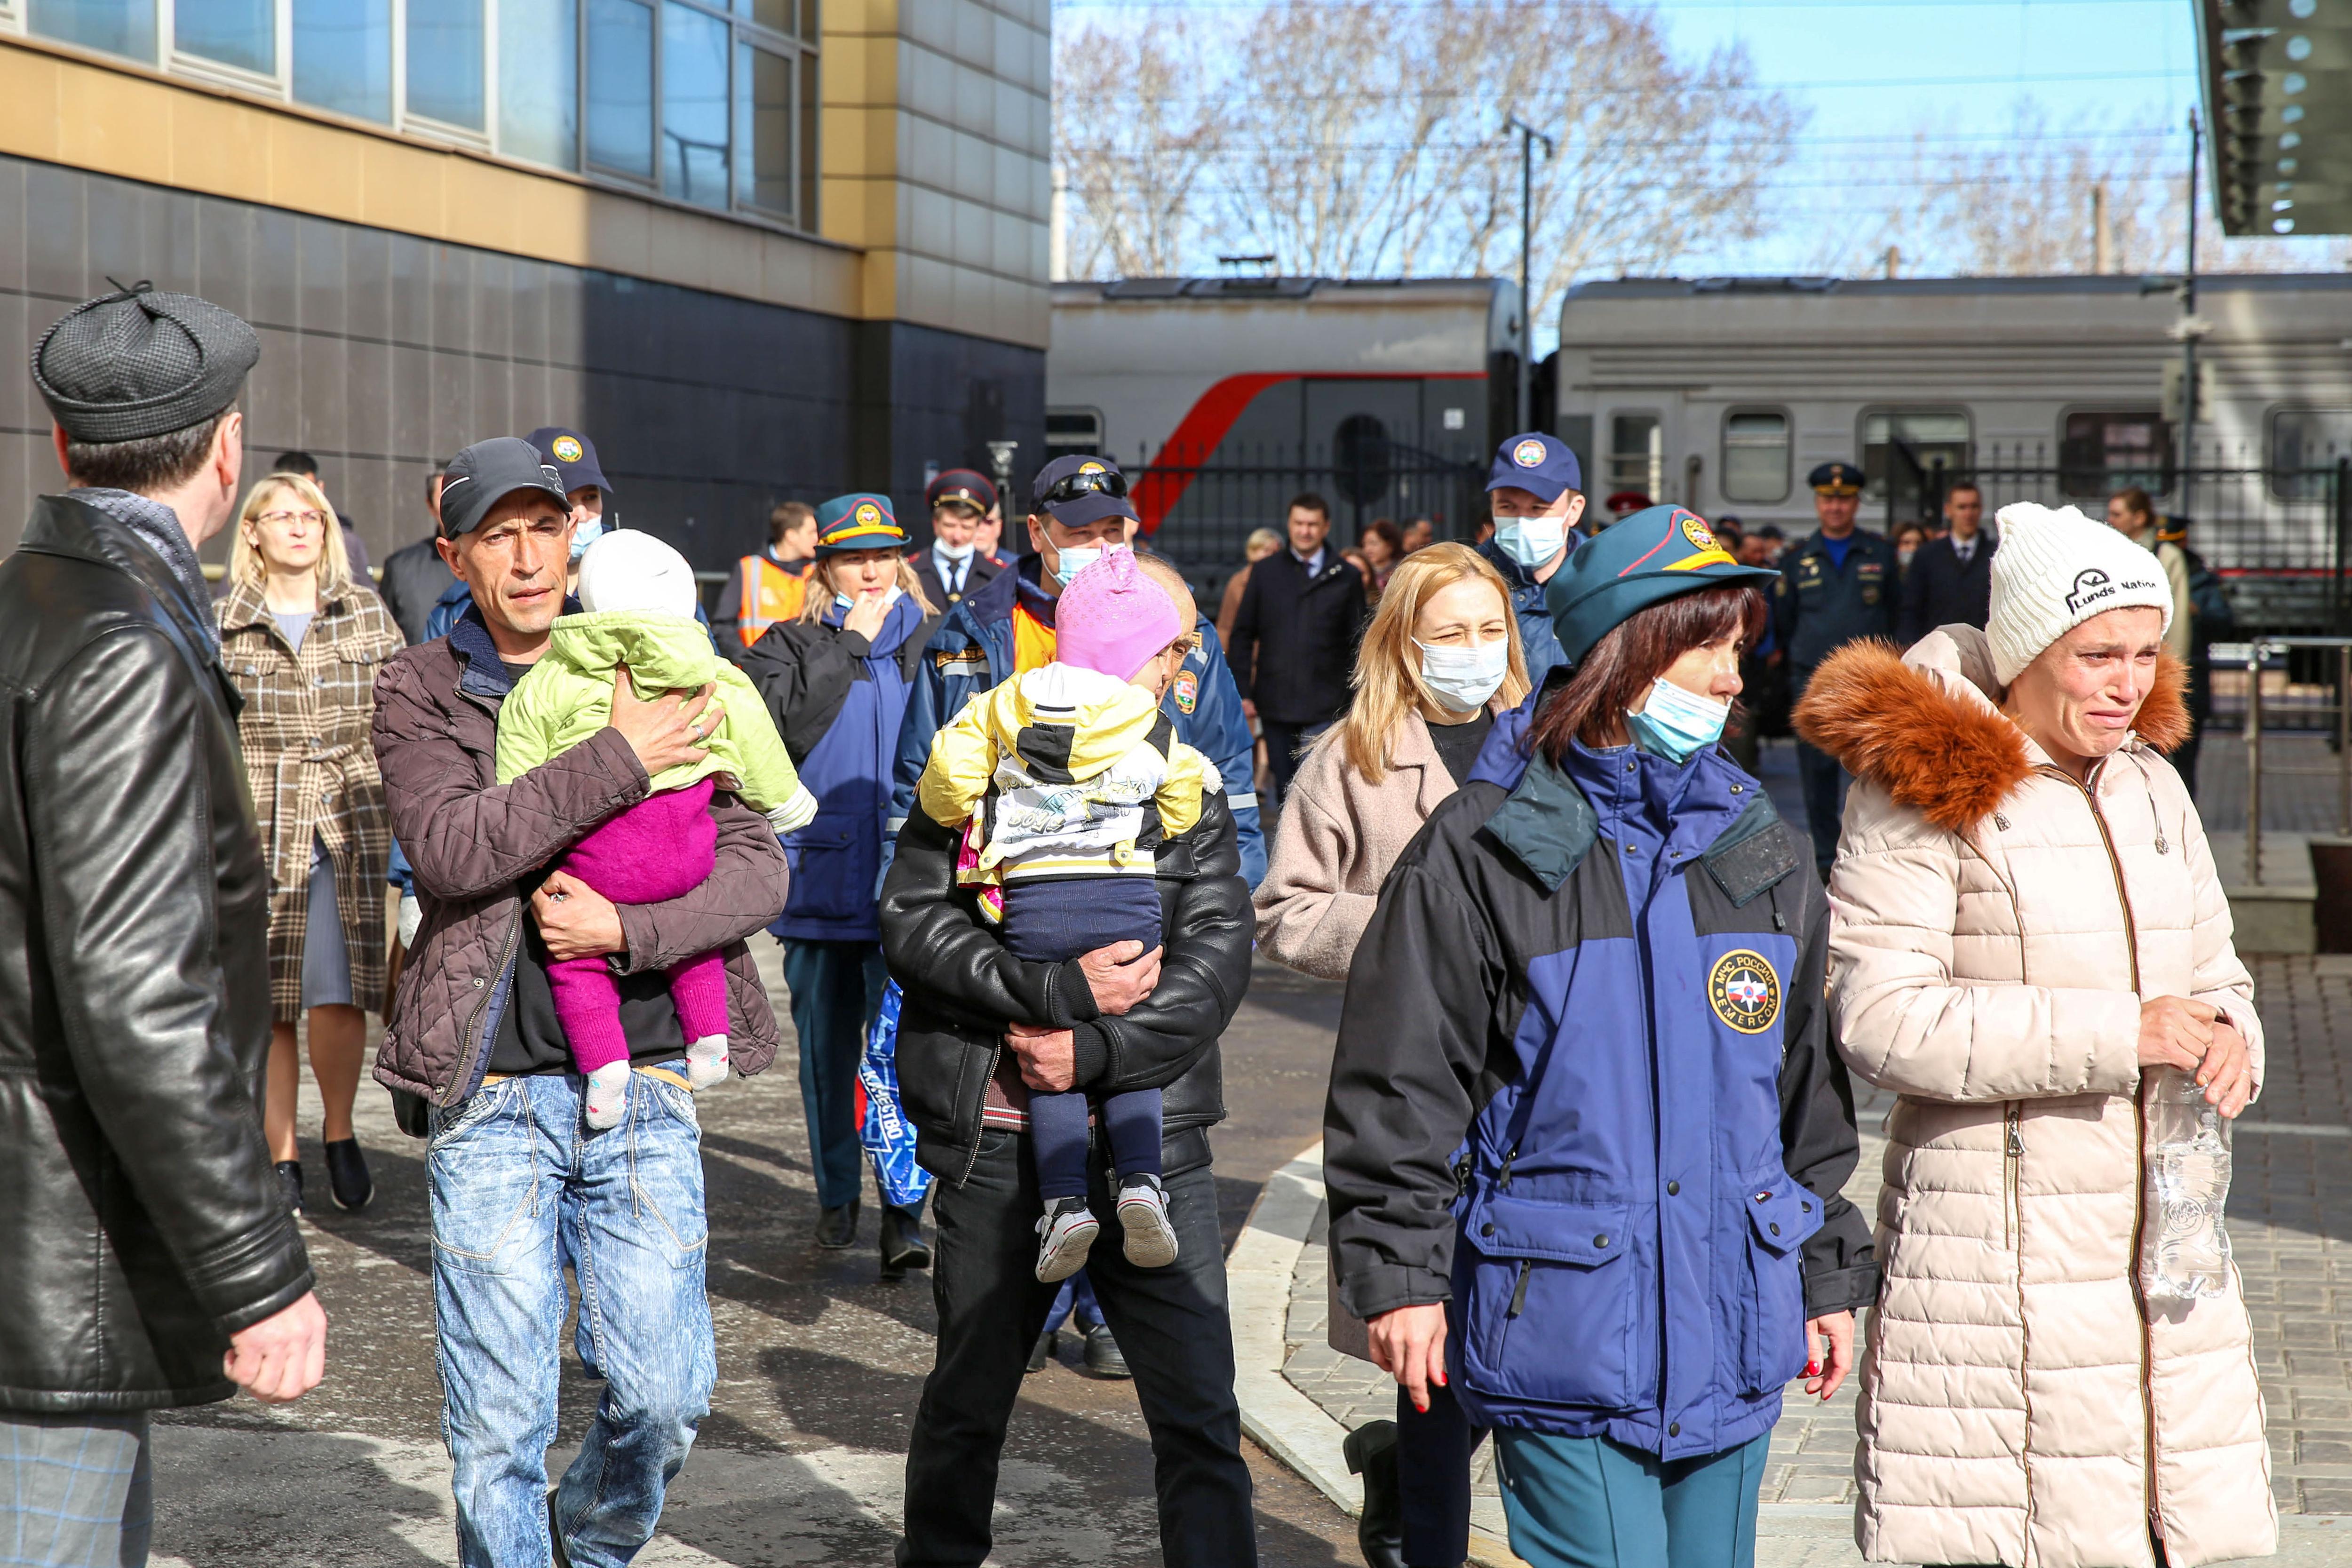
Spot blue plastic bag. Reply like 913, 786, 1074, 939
858, 981, 933, 1210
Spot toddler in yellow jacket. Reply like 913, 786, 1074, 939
915, 547, 1216, 1281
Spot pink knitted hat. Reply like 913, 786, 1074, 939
1056, 546, 1183, 681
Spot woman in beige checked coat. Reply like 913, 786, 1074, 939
218, 472, 402, 1217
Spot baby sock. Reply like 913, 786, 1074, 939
584, 1061, 632, 1129
687, 1035, 731, 1091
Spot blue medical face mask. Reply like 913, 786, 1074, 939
568, 516, 605, 562
1625, 675, 1730, 763
1494, 515, 1567, 570
1052, 544, 1104, 585
936, 538, 976, 562
1415, 637, 1509, 713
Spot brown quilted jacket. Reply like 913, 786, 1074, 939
370, 624, 788, 1107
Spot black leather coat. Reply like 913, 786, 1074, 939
0, 496, 312, 1413
879, 792, 1254, 1185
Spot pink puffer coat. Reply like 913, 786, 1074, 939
1796, 628, 2273, 1568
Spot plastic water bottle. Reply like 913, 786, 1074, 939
2140, 1066, 2234, 1304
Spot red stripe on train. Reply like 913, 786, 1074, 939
1130, 371, 1485, 533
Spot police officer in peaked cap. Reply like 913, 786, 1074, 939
913, 468, 1004, 610
1773, 460, 1895, 878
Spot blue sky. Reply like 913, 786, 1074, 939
1652, 0, 2201, 272
1053, 0, 2228, 283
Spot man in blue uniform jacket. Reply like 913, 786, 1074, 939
890, 453, 1266, 887
1475, 431, 1586, 688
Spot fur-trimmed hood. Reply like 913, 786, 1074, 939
1792, 624, 2190, 833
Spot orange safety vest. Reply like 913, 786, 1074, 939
1012, 603, 1058, 673
738, 554, 813, 640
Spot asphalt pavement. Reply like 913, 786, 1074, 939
147, 943, 1367, 1568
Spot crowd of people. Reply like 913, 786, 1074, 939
0, 279, 2275, 1568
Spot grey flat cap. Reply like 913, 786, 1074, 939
32, 282, 260, 444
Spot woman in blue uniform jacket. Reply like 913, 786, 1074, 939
739, 494, 943, 1277
1325, 506, 1877, 1568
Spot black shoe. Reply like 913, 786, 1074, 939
1026, 1329, 1057, 1374
1081, 1321, 1129, 1378
323, 1138, 373, 1212
815, 1198, 859, 1250
1343, 1419, 1406, 1568
878, 1204, 930, 1281
274, 1160, 303, 1218
547, 1488, 573, 1568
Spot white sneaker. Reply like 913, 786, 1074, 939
1117, 1174, 1179, 1268
584, 1062, 631, 1129
1034, 1198, 1099, 1283
686, 1035, 730, 1090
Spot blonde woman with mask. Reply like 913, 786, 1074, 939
216, 471, 402, 1216
1254, 541, 1529, 1568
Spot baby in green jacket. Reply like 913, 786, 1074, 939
497, 530, 815, 1127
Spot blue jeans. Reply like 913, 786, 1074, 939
1493, 1428, 1769, 1568
780, 938, 889, 1210
429, 1070, 715, 1568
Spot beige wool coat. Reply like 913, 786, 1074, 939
1796, 627, 2273, 1568
1255, 709, 1477, 981
218, 574, 403, 1022
1257, 706, 1495, 1361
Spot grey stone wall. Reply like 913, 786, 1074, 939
0, 152, 1042, 571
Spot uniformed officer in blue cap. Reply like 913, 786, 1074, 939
1478, 430, 1588, 687
1772, 460, 1895, 877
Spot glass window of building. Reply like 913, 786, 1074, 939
1859, 409, 1971, 502
405, 0, 484, 127
499, 0, 578, 168
2058, 411, 2172, 499
1721, 409, 1790, 504
292, 0, 393, 122
1607, 413, 1662, 500
176, 0, 273, 74
587, 0, 657, 177
736, 41, 794, 219
662, 0, 731, 207
30, 0, 155, 61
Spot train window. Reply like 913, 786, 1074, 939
1859, 409, 1971, 507
1608, 414, 1663, 501
2270, 409, 2352, 499
2058, 412, 2172, 498
1045, 409, 1104, 462
1721, 409, 1790, 504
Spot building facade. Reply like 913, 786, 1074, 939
0, 0, 1048, 565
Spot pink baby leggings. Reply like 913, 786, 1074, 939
545, 777, 727, 1074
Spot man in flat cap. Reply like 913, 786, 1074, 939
1772, 459, 1897, 877
0, 284, 327, 1565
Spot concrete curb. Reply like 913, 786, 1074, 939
1229, 1140, 1530, 1568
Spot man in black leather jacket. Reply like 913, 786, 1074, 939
880, 781, 1259, 1567
0, 285, 325, 1564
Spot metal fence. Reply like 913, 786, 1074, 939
1119, 439, 1490, 584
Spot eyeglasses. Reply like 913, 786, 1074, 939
1038, 467, 1128, 506
256, 509, 327, 527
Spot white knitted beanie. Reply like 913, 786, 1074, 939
1985, 502, 2174, 685
575, 528, 697, 620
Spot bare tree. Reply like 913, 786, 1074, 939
1053, 20, 1226, 279
1846, 103, 2351, 277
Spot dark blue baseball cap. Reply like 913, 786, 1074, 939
1486, 431, 1582, 504
1543, 505, 1779, 669
526, 425, 612, 497
1031, 454, 1138, 529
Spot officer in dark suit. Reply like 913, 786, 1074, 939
1896, 479, 1997, 644
1774, 460, 1896, 877
910, 469, 1006, 611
